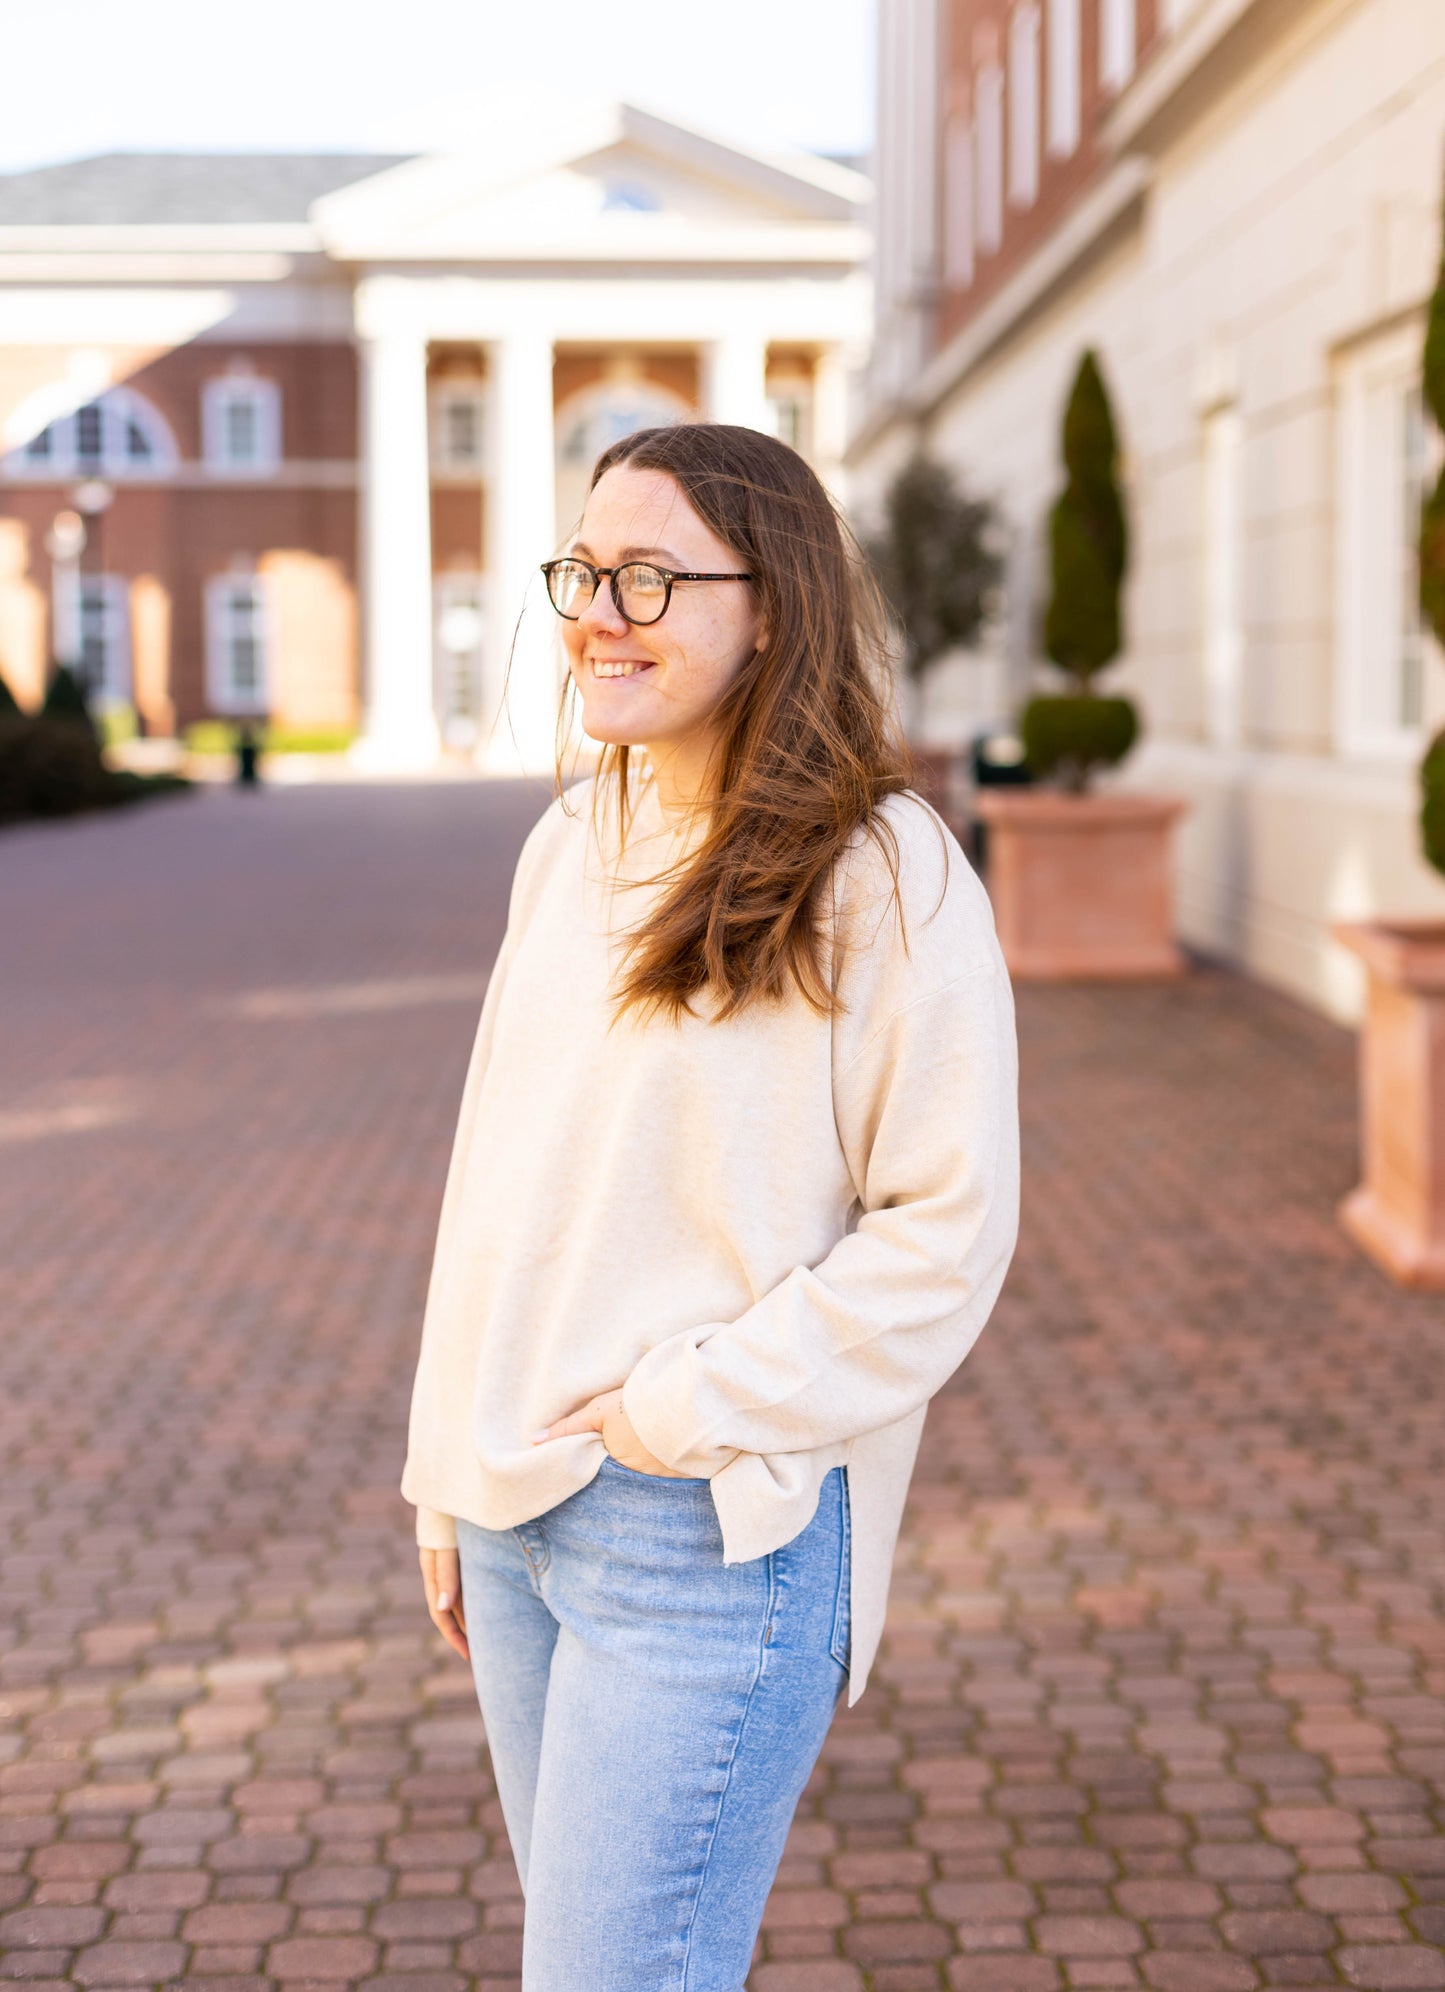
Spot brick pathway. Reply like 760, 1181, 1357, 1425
1, 781, 1442, 1992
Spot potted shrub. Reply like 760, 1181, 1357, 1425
976, 349, 1186, 978
867, 453, 1000, 840
1332, 233, 1445, 1288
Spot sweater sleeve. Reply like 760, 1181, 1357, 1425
622, 941, 1021, 1477
415, 1505, 460, 1551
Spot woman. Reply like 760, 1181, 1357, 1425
403, 422, 1019, 1990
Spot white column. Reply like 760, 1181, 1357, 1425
811, 345, 852, 502
483, 332, 559, 776
702, 333, 773, 435
358, 329, 438, 767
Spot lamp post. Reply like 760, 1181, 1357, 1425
43, 509, 87, 691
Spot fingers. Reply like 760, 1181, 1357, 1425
418, 1547, 469, 1662
531, 1391, 615, 1445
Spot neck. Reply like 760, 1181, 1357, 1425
640, 732, 716, 822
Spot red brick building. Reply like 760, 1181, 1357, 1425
0, 110, 868, 769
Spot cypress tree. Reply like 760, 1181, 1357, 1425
1022, 349, 1139, 791
1418, 194, 1445, 875
1044, 350, 1128, 680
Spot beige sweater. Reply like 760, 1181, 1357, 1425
402, 772, 1020, 1704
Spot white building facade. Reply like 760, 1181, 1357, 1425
0, 104, 869, 773
853, 0, 1445, 1023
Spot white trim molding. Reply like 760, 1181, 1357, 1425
1333, 315, 1436, 764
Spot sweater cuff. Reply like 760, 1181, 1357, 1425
623, 1336, 737, 1479
415, 1505, 459, 1550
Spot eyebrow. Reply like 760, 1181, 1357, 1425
570, 542, 690, 566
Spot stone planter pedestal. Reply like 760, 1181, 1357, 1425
974, 790, 1187, 980
1333, 920, 1445, 1290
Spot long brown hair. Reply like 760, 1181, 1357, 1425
558, 422, 915, 1023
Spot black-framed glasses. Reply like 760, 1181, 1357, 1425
540, 557, 753, 627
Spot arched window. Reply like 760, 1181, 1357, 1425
2, 384, 177, 479
556, 379, 688, 468
554, 377, 691, 538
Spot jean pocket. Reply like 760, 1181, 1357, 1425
601, 1453, 705, 1485
829, 1469, 852, 1672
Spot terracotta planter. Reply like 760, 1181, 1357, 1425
1333, 920, 1445, 1289
974, 790, 1187, 980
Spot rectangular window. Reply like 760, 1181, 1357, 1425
1100, 0, 1137, 93
767, 387, 811, 454
206, 574, 272, 713
444, 397, 481, 464
1046, 0, 1081, 156
224, 397, 258, 465
431, 384, 489, 474
944, 110, 975, 289
1009, 4, 1042, 209
433, 575, 485, 750
202, 375, 282, 475
1400, 385, 1429, 731
75, 403, 104, 466
1335, 324, 1437, 760
975, 64, 1005, 255
70, 576, 131, 709
1202, 405, 1243, 748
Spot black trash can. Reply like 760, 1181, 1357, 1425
235, 724, 263, 788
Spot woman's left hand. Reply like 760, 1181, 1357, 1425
531, 1388, 691, 1477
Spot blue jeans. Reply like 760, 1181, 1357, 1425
456, 1459, 850, 1992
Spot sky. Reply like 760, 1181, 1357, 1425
0, 0, 875, 175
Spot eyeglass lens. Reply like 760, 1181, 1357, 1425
548, 560, 668, 624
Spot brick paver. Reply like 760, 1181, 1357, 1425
2, 780, 1442, 1992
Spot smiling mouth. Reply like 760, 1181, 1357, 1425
589, 659, 656, 679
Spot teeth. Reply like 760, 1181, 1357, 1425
592, 660, 651, 678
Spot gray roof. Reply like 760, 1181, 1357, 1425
0, 153, 414, 227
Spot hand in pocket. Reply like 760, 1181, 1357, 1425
531, 1387, 690, 1477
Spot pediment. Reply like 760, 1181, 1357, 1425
311, 100, 866, 264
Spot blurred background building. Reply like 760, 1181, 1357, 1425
0, 103, 867, 772
852, 0, 1445, 1021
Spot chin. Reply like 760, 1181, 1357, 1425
579, 712, 648, 748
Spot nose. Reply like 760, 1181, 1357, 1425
577, 572, 628, 636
